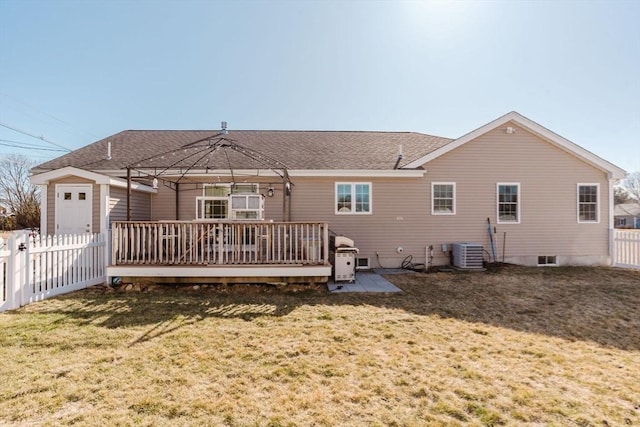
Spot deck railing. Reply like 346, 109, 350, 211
111, 221, 329, 266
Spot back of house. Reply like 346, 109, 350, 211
31, 111, 626, 278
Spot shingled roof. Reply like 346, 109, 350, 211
34, 130, 453, 172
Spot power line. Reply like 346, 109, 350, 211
0, 137, 67, 149
0, 91, 100, 140
0, 137, 54, 148
0, 121, 72, 152
0, 140, 67, 152
0, 152, 53, 161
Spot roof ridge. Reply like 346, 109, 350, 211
119, 129, 449, 137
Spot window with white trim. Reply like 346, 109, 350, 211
230, 194, 262, 220
196, 184, 263, 220
497, 183, 520, 223
577, 184, 599, 223
201, 185, 229, 219
537, 255, 557, 266
431, 182, 456, 215
336, 183, 371, 214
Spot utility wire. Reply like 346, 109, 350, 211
0, 121, 72, 152
0, 139, 68, 152
0, 152, 53, 161
0, 137, 56, 148
0, 91, 99, 140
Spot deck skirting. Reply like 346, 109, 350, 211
106, 264, 331, 285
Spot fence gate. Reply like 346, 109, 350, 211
0, 231, 106, 313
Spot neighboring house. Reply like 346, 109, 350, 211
30, 111, 626, 283
614, 203, 640, 229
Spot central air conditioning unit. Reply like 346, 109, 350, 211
452, 243, 484, 269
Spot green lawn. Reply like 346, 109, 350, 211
1, 266, 639, 426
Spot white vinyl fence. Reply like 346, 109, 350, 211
613, 229, 640, 269
0, 231, 106, 313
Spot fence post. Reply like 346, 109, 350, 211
4, 234, 18, 311
20, 231, 32, 307
10, 232, 28, 309
610, 228, 616, 266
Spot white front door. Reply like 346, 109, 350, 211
55, 184, 93, 234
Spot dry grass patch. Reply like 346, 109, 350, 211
0, 266, 639, 426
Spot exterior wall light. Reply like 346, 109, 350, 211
267, 185, 274, 197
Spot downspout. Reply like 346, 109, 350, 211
393, 144, 403, 170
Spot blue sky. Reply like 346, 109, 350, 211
1, 0, 638, 172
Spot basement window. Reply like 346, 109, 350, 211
356, 257, 371, 270
537, 256, 557, 266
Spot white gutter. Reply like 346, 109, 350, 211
84, 168, 427, 179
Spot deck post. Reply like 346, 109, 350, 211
323, 223, 329, 265
175, 183, 180, 220
126, 167, 131, 222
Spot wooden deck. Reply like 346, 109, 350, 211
108, 221, 331, 284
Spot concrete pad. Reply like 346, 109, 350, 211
328, 272, 402, 293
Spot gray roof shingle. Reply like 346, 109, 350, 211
34, 130, 454, 172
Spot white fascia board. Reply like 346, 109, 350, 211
288, 169, 425, 178
30, 166, 157, 194
509, 113, 626, 179
126, 168, 426, 178
107, 178, 157, 194
404, 111, 626, 179
30, 166, 111, 185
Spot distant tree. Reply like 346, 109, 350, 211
614, 186, 632, 205
0, 155, 40, 229
622, 171, 640, 204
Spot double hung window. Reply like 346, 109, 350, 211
497, 183, 520, 223
577, 184, 599, 223
431, 182, 456, 215
336, 183, 371, 214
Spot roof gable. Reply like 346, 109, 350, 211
403, 111, 626, 180
30, 166, 156, 193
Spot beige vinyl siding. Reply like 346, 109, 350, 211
46, 182, 55, 234
151, 182, 176, 220
109, 186, 152, 223
150, 179, 283, 221
286, 122, 612, 267
288, 176, 429, 265
46, 177, 100, 234
421, 122, 610, 265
